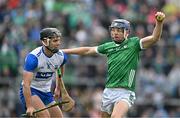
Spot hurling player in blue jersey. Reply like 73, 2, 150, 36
19, 28, 68, 117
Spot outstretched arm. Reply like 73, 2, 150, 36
141, 12, 165, 49
62, 46, 97, 55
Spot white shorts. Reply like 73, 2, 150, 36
101, 88, 136, 114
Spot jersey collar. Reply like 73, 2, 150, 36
114, 38, 127, 46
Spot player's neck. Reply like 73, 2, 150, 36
114, 38, 125, 44
42, 46, 54, 57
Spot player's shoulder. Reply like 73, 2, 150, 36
127, 36, 142, 50
29, 46, 43, 57
100, 41, 114, 47
56, 50, 64, 56
128, 36, 140, 42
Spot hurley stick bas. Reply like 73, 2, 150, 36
57, 68, 75, 112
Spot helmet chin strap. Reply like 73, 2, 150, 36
45, 46, 59, 53
42, 38, 59, 53
123, 29, 128, 40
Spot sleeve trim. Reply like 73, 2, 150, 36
61, 52, 67, 66
95, 47, 99, 53
140, 39, 145, 50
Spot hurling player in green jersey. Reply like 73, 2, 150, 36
63, 12, 165, 118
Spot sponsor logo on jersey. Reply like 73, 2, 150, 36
35, 72, 53, 79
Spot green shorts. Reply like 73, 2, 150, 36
101, 88, 136, 114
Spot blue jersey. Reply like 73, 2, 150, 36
22, 46, 67, 92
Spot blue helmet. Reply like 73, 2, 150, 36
109, 19, 130, 33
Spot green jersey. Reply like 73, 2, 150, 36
97, 37, 142, 91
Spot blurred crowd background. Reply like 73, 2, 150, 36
0, 0, 180, 117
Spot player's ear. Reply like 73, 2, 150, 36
42, 38, 50, 46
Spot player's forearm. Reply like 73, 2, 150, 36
151, 21, 163, 42
56, 76, 68, 94
23, 84, 32, 108
56, 77, 61, 90
56, 67, 64, 90
63, 47, 93, 55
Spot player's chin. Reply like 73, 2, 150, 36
112, 38, 123, 43
54, 46, 60, 50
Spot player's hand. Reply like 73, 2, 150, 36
54, 87, 61, 101
155, 12, 165, 22
26, 106, 36, 117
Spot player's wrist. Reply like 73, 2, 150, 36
55, 86, 61, 90
155, 21, 163, 25
26, 104, 33, 109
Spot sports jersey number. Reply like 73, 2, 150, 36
128, 69, 135, 87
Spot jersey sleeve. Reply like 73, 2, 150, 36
131, 37, 141, 51
24, 54, 38, 72
97, 43, 107, 54
61, 52, 68, 66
